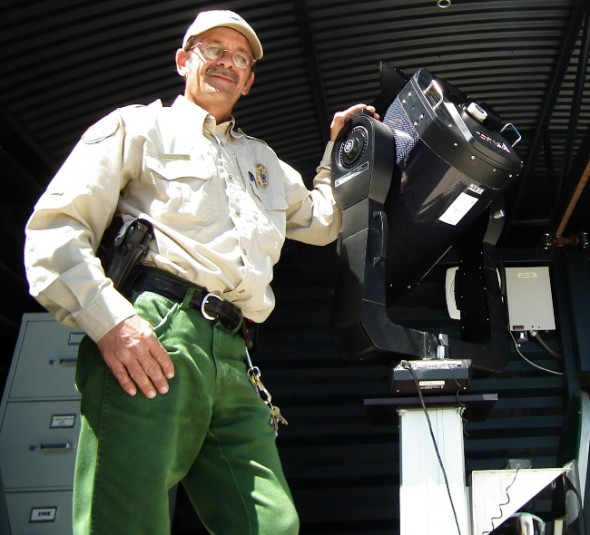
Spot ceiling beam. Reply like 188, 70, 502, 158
292, 0, 331, 144
0, 101, 57, 183
549, 122, 590, 242
561, 1, 590, 185
508, 0, 587, 230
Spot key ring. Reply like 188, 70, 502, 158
247, 365, 272, 405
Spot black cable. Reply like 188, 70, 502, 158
529, 329, 563, 360
401, 360, 463, 535
447, 365, 470, 436
508, 329, 564, 376
482, 465, 520, 534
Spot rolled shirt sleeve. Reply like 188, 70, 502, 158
284, 141, 341, 244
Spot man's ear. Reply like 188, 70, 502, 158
176, 48, 189, 77
241, 70, 255, 96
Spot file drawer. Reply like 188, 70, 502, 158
5, 490, 73, 534
0, 400, 80, 491
9, 317, 83, 400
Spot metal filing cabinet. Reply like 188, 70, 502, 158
0, 312, 84, 534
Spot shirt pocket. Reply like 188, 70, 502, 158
251, 186, 288, 212
244, 162, 288, 213
244, 164, 288, 252
144, 154, 222, 225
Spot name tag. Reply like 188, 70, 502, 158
160, 153, 190, 161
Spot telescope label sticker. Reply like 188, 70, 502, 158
334, 162, 369, 188
439, 192, 478, 225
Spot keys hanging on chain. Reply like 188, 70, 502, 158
245, 349, 288, 433
269, 405, 288, 433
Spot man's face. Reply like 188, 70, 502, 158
176, 27, 255, 116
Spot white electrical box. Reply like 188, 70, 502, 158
505, 266, 556, 331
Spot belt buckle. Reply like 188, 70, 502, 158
201, 292, 223, 321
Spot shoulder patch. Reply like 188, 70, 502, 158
82, 115, 120, 144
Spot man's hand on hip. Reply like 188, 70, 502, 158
97, 315, 175, 398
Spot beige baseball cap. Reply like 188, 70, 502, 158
182, 10, 263, 60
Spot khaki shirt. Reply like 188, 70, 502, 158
25, 95, 341, 342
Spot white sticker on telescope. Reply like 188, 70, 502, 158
334, 162, 369, 188
439, 193, 478, 226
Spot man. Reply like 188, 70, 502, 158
24, 9, 377, 535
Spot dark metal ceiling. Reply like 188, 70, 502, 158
1, 0, 589, 352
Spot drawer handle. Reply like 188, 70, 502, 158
48, 358, 78, 367
29, 442, 74, 453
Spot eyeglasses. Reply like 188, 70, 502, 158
190, 42, 255, 70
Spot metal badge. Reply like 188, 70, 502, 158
255, 163, 269, 188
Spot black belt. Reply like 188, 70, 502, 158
127, 267, 243, 331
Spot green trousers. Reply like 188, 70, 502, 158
73, 289, 299, 534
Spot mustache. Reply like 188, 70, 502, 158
206, 66, 239, 83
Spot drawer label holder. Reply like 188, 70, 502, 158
30, 506, 57, 522
50, 414, 77, 429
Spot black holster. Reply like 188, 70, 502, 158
102, 217, 154, 291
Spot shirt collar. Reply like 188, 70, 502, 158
171, 95, 244, 140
